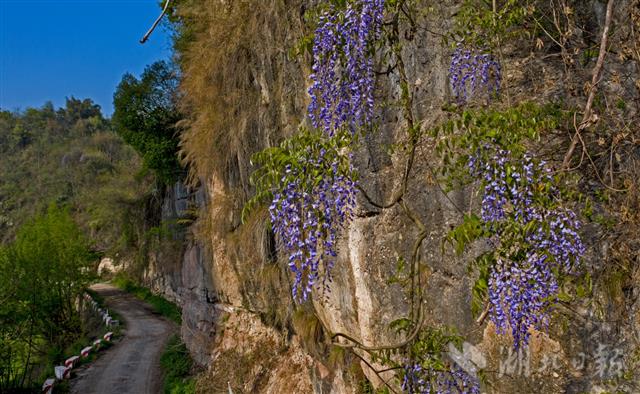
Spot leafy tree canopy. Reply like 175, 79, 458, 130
0, 205, 96, 390
112, 60, 183, 184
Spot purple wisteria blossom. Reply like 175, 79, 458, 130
269, 154, 356, 302
308, 0, 384, 135
470, 148, 584, 348
488, 255, 559, 347
527, 208, 585, 272
269, 0, 384, 302
469, 148, 509, 223
449, 45, 501, 102
402, 364, 480, 394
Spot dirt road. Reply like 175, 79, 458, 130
71, 283, 175, 394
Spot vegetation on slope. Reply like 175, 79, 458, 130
112, 275, 182, 324
0, 206, 95, 391
0, 95, 179, 389
0, 98, 150, 253
160, 335, 196, 394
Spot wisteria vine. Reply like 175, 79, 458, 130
449, 45, 501, 102
247, 129, 358, 302
258, 0, 385, 302
470, 148, 585, 348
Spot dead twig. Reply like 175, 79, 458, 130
561, 0, 614, 169
140, 0, 171, 44
476, 302, 490, 325
348, 350, 400, 394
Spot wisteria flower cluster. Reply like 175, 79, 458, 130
269, 155, 357, 301
449, 44, 501, 102
308, 0, 385, 135
402, 364, 480, 394
469, 147, 584, 348
487, 255, 559, 347
248, 129, 357, 302
469, 149, 548, 224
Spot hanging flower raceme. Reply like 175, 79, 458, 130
469, 148, 584, 348
247, 129, 358, 302
402, 364, 480, 394
269, 154, 357, 301
449, 44, 501, 102
308, 0, 385, 135
488, 255, 559, 347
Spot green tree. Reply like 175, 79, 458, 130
0, 205, 95, 390
112, 60, 183, 184
0, 110, 16, 152
62, 97, 102, 124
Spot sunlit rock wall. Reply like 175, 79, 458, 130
148, 0, 640, 392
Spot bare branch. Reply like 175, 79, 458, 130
475, 302, 490, 325
349, 350, 400, 394
140, 0, 171, 44
562, 0, 614, 169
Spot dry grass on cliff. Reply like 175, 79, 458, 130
194, 342, 279, 393
177, 0, 258, 184
292, 307, 327, 357
176, 0, 306, 188
225, 208, 295, 329
174, 2, 308, 336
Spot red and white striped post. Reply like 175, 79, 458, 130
42, 378, 55, 393
65, 355, 79, 368
81, 346, 92, 358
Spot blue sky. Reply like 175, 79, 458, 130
0, 0, 172, 116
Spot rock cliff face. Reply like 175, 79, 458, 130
142, 181, 218, 366
143, 0, 640, 392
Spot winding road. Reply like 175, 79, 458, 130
71, 283, 175, 394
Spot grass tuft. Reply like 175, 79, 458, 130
160, 335, 196, 394
292, 307, 326, 357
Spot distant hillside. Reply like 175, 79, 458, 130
0, 98, 151, 253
